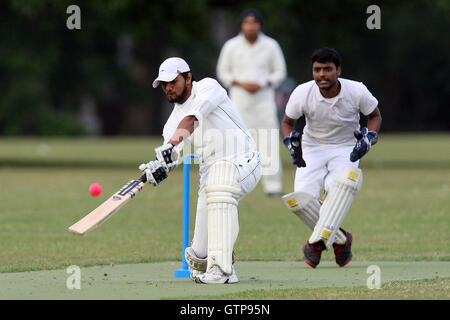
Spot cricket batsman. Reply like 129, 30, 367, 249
281, 47, 382, 268
139, 57, 262, 283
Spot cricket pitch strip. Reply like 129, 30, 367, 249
0, 261, 448, 299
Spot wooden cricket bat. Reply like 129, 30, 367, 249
68, 174, 147, 235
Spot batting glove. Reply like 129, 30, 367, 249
350, 127, 378, 162
283, 131, 306, 168
155, 143, 179, 173
138, 160, 168, 186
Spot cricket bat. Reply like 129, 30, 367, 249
68, 174, 147, 235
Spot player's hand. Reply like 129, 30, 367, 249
283, 131, 306, 168
138, 160, 168, 186
240, 82, 261, 93
155, 143, 179, 173
350, 127, 378, 162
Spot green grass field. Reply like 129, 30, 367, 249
0, 133, 449, 299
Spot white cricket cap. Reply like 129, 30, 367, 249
152, 57, 190, 88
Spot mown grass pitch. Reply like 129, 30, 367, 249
0, 261, 448, 299
0, 133, 448, 299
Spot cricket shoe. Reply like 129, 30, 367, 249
302, 241, 326, 268
333, 229, 353, 267
189, 269, 204, 282
195, 265, 238, 284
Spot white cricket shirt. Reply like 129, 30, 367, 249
162, 78, 257, 166
285, 78, 378, 146
216, 32, 286, 89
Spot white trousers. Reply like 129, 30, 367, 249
191, 152, 262, 258
294, 144, 359, 198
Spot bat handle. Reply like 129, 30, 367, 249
138, 173, 147, 183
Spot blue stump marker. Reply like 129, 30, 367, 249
174, 154, 197, 278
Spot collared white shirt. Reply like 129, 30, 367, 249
216, 32, 286, 89
162, 78, 257, 166
285, 78, 378, 146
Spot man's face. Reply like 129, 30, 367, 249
241, 16, 261, 38
161, 74, 191, 104
312, 61, 341, 91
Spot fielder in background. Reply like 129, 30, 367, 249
216, 8, 287, 197
281, 47, 382, 268
139, 57, 262, 284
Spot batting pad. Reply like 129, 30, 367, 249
282, 191, 347, 244
282, 191, 320, 229
185, 247, 207, 272
206, 161, 241, 275
309, 166, 363, 248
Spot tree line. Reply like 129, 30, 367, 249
0, 0, 448, 135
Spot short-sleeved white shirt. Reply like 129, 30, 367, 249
216, 32, 287, 89
285, 78, 378, 146
162, 78, 257, 167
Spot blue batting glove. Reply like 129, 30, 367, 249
350, 127, 378, 162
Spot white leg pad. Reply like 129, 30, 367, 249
282, 192, 320, 229
282, 191, 347, 243
185, 247, 207, 272
309, 166, 363, 248
206, 161, 241, 275
334, 229, 348, 245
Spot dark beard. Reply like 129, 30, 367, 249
168, 85, 188, 104
316, 80, 334, 91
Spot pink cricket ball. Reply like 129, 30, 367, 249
89, 183, 102, 197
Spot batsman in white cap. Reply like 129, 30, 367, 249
139, 57, 262, 283
281, 48, 382, 268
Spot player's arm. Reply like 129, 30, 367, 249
217, 41, 260, 93
144, 115, 197, 181
281, 114, 306, 168
145, 80, 224, 182
168, 115, 197, 146
216, 41, 234, 88
281, 114, 295, 138
367, 107, 382, 133
139, 115, 198, 186
267, 41, 287, 88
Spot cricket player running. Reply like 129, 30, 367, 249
281, 47, 382, 268
139, 57, 262, 283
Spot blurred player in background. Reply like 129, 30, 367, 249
281, 47, 382, 268
217, 8, 287, 197
139, 57, 262, 283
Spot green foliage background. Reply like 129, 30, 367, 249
0, 0, 449, 135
